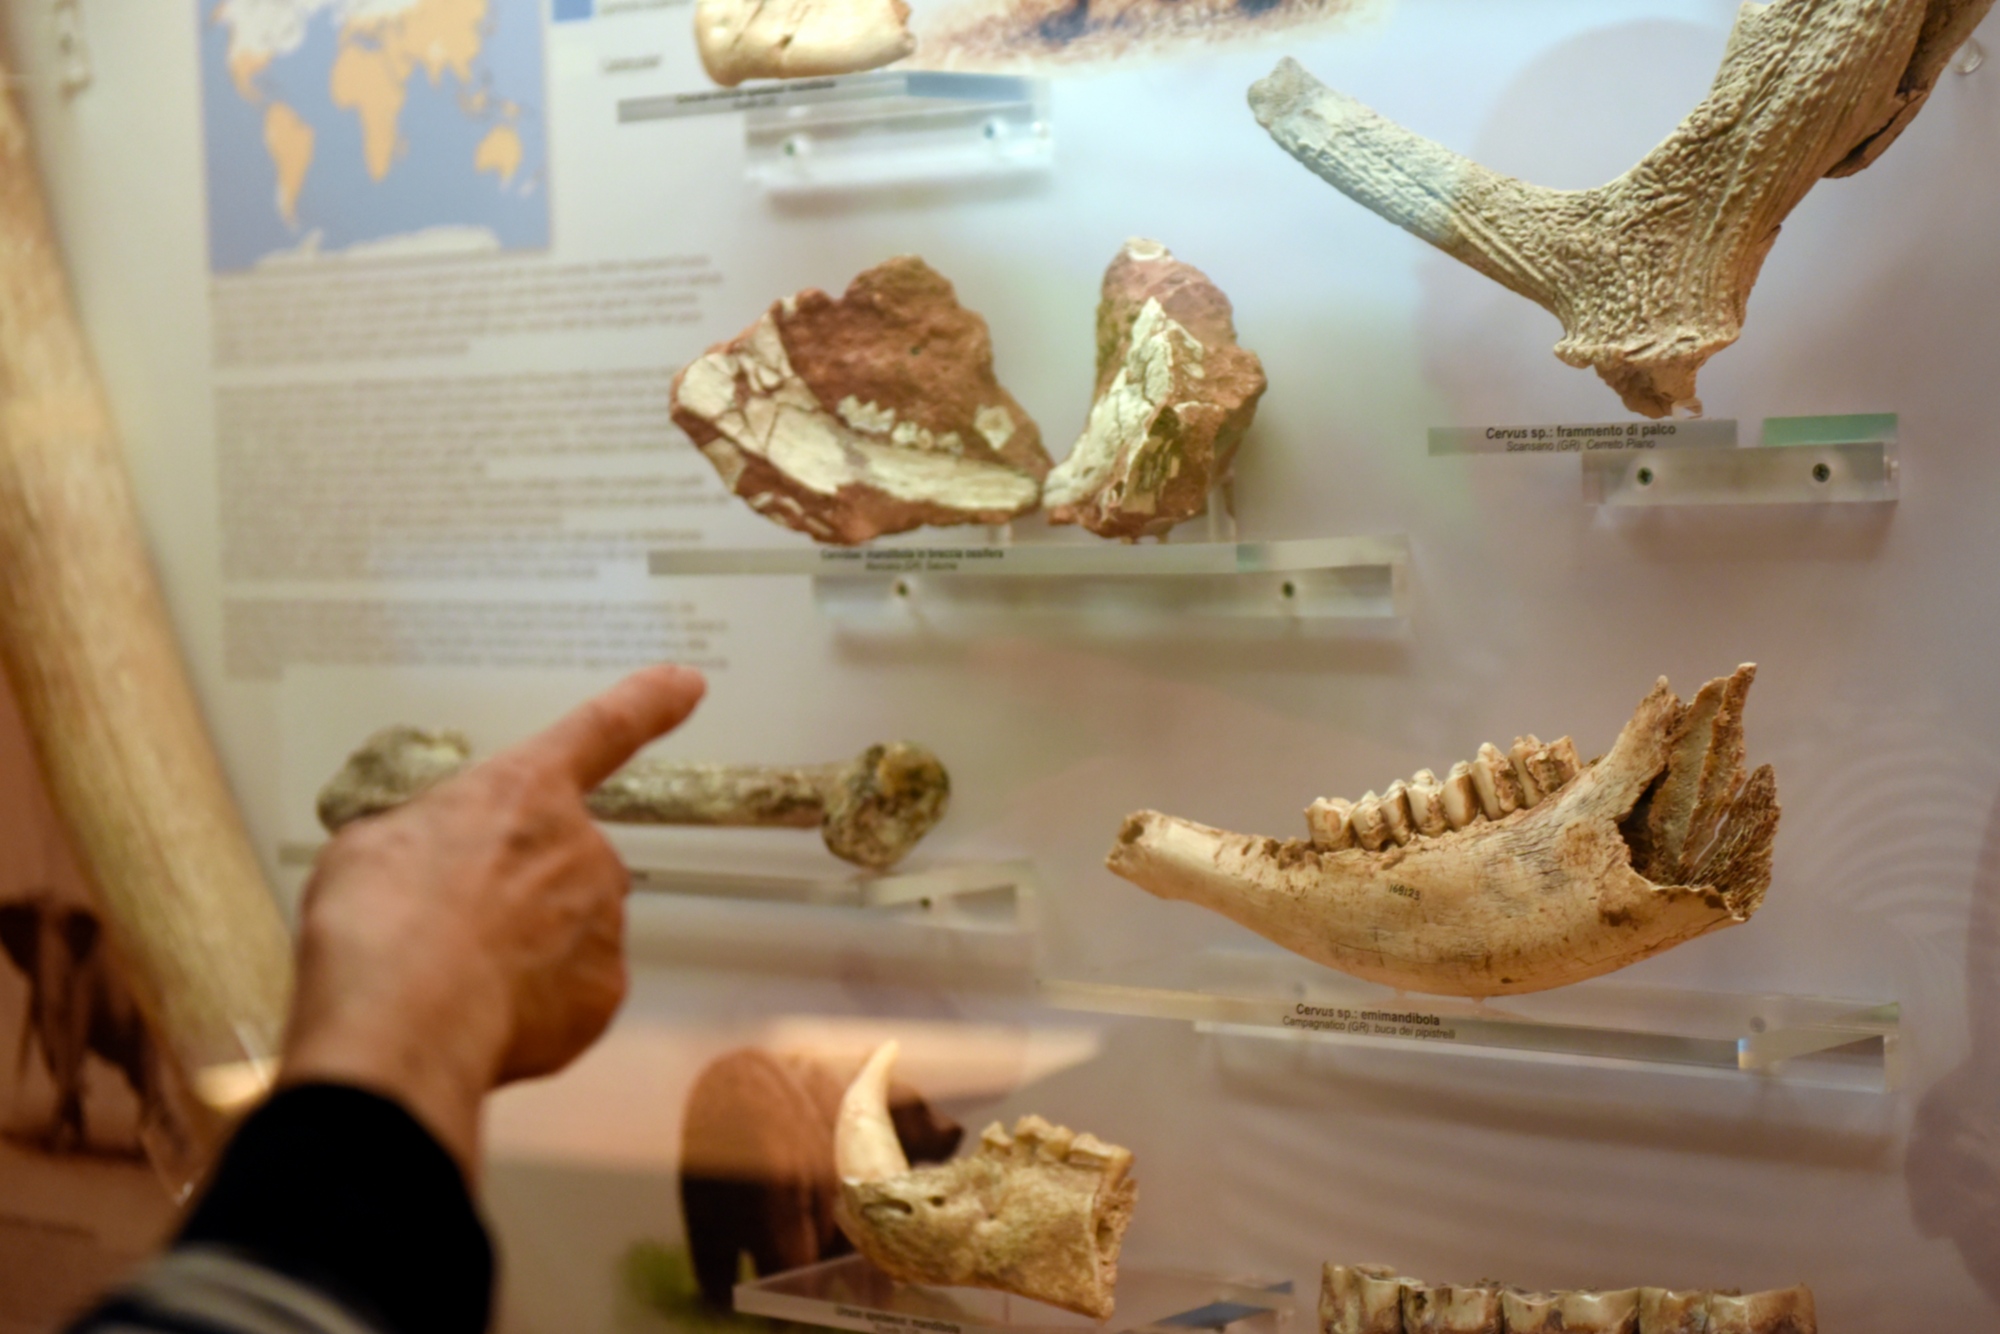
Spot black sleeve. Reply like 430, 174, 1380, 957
70, 1082, 494, 1334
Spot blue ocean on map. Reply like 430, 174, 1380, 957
199, 4, 550, 272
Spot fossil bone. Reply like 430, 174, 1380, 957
672, 256, 1049, 544
1043, 239, 1266, 539
318, 727, 950, 870
1322, 1264, 1816, 1334
696, 0, 916, 87
1107, 667, 1779, 997
679, 1045, 960, 1305
1247, 0, 1997, 416
833, 1040, 1137, 1318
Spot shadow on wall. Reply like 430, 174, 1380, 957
1906, 783, 2000, 1307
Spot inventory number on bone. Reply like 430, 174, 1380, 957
1280, 1005, 1458, 1042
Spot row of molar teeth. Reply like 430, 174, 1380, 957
1304, 735, 1583, 851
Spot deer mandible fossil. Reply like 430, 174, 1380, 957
1106, 666, 1779, 998
1249, 0, 1995, 417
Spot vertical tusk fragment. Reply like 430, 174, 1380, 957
1306, 797, 1354, 849
1440, 761, 1480, 830
1406, 770, 1448, 838
834, 1040, 911, 1182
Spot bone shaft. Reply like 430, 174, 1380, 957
585, 759, 839, 827
0, 71, 291, 1154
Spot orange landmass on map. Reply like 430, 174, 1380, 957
330, 0, 489, 182
474, 124, 523, 186
227, 48, 271, 102
263, 101, 315, 225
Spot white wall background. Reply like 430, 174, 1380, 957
5, 0, 1998, 1329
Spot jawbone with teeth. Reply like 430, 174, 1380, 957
832, 1042, 1138, 1319
1323, 1263, 1817, 1334
1105, 666, 1780, 999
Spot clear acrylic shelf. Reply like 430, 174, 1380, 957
1040, 949, 1900, 1089
736, 1255, 1293, 1334
1581, 440, 1898, 506
649, 535, 1409, 632
278, 840, 1028, 919
619, 71, 1052, 192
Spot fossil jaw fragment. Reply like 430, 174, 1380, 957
318, 728, 949, 870
1321, 1263, 1816, 1334
672, 257, 1049, 545
695, 0, 916, 87
833, 1041, 1137, 1319
1043, 239, 1267, 539
1248, 0, 1996, 417
1106, 667, 1779, 997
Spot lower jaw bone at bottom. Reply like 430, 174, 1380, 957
1104, 667, 1780, 999
832, 1043, 1137, 1319
1323, 1263, 1817, 1334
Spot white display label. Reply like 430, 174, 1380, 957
1429, 419, 1738, 455
1279, 1003, 1460, 1043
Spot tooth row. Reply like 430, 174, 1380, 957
1305, 735, 1582, 851
980, 1115, 1132, 1174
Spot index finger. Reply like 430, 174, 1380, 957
509, 665, 708, 791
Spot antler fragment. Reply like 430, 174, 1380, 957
1249, 0, 1994, 416
1106, 667, 1779, 998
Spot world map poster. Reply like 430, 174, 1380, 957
199, 0, 550, 272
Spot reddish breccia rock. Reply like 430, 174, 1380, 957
671, 256, 1050, 545
1044, 239, 1266, 540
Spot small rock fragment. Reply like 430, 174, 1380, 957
695, 0, 916, 87
1044, 239, 1266, 539
673, 257, 1050, 545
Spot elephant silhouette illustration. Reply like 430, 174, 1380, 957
679, 1047, 963, 1306
0, 893, 158, 1155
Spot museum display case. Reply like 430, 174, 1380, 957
2, 0, 1997, 1330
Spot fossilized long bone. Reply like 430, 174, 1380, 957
833, 1041, 1137, 1319
318, 727, 949, 870
1248, 0, 1996, 417
1106, 667, 1779, 998
1321, 1262, 1816, 1334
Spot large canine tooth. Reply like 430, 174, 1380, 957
1307, 797, 1355, 850
1440, 762, 1481, 830
1350, 792, 1392, 852
1469, 743, 1524, 820
1406, 771, 1448, 838
1378, 782, 1416, 846
832, 1046, 1137, 1319
1105, 667, 1779, 997
834, 1041, 910, 1182
1510, 735, 1546, 806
